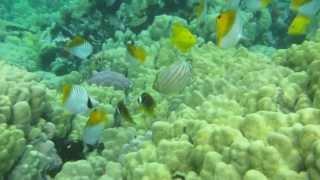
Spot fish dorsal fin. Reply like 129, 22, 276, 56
62, 84, 72, 104
87, 97, 93, 109
87, 109, 106, 126
216, 10, 236, 46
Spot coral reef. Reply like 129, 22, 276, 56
0, 124, 25, 178
51, 33, 320, 179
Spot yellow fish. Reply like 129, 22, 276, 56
245, 0, 272, 11
83, 108, 107, 146
216, 10, 243, 48
62, 84, 92, 114
170, 22, 197, 53
288, 14, 311, 36
290, 0, 320, 17
138, 92, 156, 115
65, 36, 93, 60
126, 42, 147, 63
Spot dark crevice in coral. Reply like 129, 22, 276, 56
88, 0, 123, 15
38, 46, 60, 71
3, 148, 27, 180
50, 137, 84, 177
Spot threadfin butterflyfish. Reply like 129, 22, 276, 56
170, 22, 197, 53
65, 36, 93, 60
83, 108, 107, 146
216, 10, 243, 48
62, 84, 93, 114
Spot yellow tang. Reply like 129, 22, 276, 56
170, 22, 197, 53
288, 14, 311, 36
216, 10, 242, 48
126, 43, 147, 63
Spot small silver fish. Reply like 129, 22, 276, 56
153, 60, 192, 94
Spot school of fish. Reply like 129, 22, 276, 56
59, 0, 320, 152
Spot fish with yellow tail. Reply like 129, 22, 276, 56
216, 10, 243, 48
126, 41, 147, 64
83, 108, 107, 148
290, 0, 320, 17
288, 14, 311, 36
245, 0, 272, 11
138, 92, 156, 116
62, 84, 93, 114
65, 35, 93, 60
113, 100, 134, 127
170, 22, 197, 53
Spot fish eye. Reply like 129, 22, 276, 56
218, 15, 221, 19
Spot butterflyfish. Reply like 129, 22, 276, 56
153, 60, 192, 94
65, 36, 93, 60
62, 84, 92, 114
216, 10, 243, 48
126, 42, 147, 63
83, 108, 107, 146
